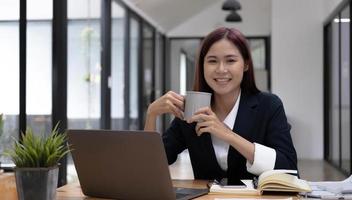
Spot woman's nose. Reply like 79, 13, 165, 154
216, 62, 228, 73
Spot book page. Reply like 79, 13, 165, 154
264, 175, 309, 190
258, 169, 298, 182
258, 171, 311, 192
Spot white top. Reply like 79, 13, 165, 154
211, 92, 277, 175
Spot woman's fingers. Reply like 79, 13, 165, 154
196, 121, 211, 131
154, 91, 184, 117
188, 106, 214, 123
148, 91, 184, 117
168, 91, 184, 102
187, 113, 212, 123
165, 91, 185, 110
165, 99, 184, 119
166, 92, 184, 110
193, 106, 213, 115
170, 97, 184, 111
195, 124, 210, 136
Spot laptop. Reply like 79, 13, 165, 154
67, 129, 208, 200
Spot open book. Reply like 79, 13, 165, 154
209, 169, 312, 195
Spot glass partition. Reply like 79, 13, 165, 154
142, 24, 154, 124
154, 33, 165, 132
0, 0, 19, 163
340, 6, 350, 173
26, 0, 53, 136
325, 2, 351, 174
111, 1, 126, 129
67, 0, 101, 130
129, 16, 140, 130
330, 14, 340, 167
67, 0, 101, 183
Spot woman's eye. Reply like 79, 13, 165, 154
227, 59, 236, 63
208, 60, 217, 63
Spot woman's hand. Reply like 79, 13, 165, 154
147, 91, 184, 119
187, 107, 232, 141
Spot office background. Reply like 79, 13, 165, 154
0, 0, 350, 186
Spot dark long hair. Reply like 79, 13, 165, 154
193, 27, 259, 95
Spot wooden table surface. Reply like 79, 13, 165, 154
0, 172, 18, 200
56, 179, 298, 200
1, 173, 298, 200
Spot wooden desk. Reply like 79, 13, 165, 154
0, 172, 18, 200
57, 180, 298, 200
0, 173, 298, 200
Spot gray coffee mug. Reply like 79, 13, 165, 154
184, 91, 212, 121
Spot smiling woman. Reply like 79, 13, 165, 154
145, 27, 297, 183
203, 39, 245, 103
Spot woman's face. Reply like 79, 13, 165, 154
204, 38, 246, 97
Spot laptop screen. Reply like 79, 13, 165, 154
67, 129, 208, 200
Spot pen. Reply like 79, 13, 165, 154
206, 179, 220, 189
207, 180, 215, 189
253, 177, 258, 189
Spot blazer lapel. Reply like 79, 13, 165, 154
188, 123, 223, 173
201, 133, 225, 173
203, 92, 259, 175
227, 92, 259, 180
195, 92, 259, 177
232, 92, 259, 141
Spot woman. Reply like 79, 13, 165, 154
144, 27, 297, 182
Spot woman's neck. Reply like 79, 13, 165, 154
212, 89, 241, 121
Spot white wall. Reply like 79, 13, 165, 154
323, 0, 344, 19
271, 0, 341, 159
168, 0, 271, 37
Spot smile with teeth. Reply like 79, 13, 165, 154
214, 78, 231, 83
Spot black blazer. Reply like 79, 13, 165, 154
162, 91, 297, 182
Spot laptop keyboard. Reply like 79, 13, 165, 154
175, 188, 190, 199
174, 187, 208, 200
176, 193, 189, 199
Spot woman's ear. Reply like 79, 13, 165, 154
244, 63, 249, 71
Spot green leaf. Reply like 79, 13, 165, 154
4, 122, 71, 168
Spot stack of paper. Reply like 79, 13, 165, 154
304, 175, 352, 199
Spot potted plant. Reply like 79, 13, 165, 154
5, 123, 70, 200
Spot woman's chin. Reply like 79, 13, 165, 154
213, 89, 235, 96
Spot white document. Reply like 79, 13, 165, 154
303, 175, 352, 199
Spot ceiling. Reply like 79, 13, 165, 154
124, 0, 219, 32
